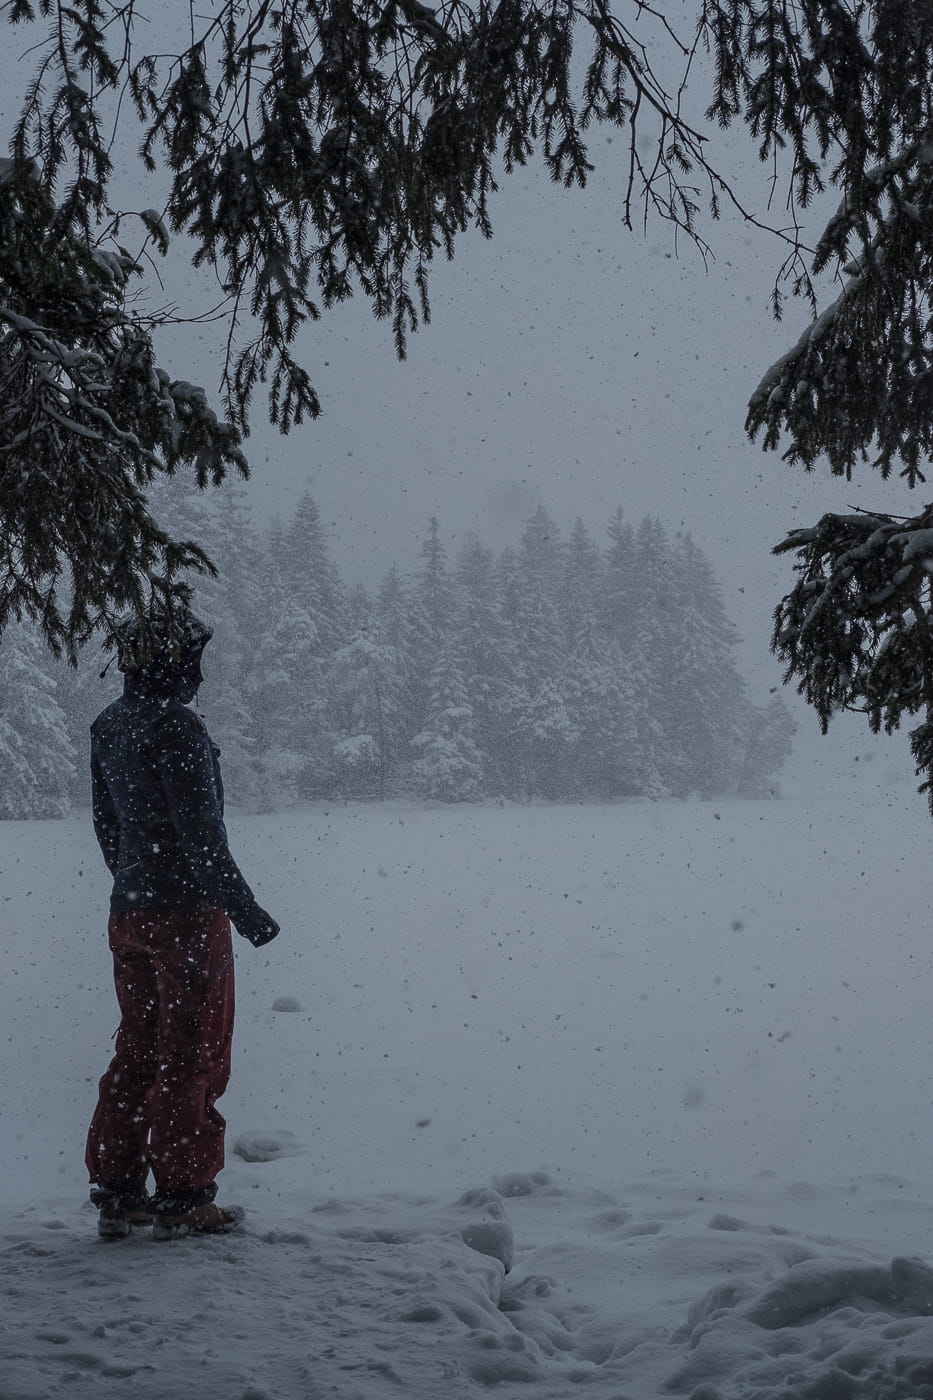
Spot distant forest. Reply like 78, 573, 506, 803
0, 476, 794, 817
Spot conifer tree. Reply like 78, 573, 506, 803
239, 510, 333, 804
566, 630, 643, 798
738, 692, 797, 799
562, 519, 603, 657
409, 518, 455, 730
412, 519, 454, 652
376, 567, 410, 647
519, 508, 564, 605
147, 472, 266, 804
454, 535, 512, 792
604, 509, 638, 653
240, 496, 352, 799
58, 644, 115, 807
196, 483, 269, 810
281, 494, 348, 656
494, 513, 580, 794
514, 510, 566, 683
610, 518, 679, 795
409, 645, 485, 801
666, 534, 750, 797
558, 524, 640, 797
487, 543, 539, 795
327, 631, 410, 798
0, 622, 75, 818
346, 584, 375, 638
373, 564, 418, 741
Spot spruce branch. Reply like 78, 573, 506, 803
774, 502, 933, 803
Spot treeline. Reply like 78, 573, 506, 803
0, 477, 794, 816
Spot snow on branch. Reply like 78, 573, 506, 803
0, 166, 241, 654
774, 504, 933, 810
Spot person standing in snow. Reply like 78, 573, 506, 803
85, 607, 280, 1240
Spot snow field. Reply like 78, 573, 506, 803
6, 1170, 933, 1397
4, 786, 933, 1396
232, 793, 933, 1193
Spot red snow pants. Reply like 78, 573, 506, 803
86, 906, 235, 1195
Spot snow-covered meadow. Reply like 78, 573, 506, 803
4, 768, 933, 1398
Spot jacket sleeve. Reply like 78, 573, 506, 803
156, 707, 260, 929
90, 745, 121, 876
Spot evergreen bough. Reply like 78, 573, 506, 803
774, 507, 933, 810
0, 158, 243, 654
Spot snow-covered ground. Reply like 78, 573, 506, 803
4, 773, 933, 1398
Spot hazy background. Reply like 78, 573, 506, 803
161, 132, 920, 798
1, 18, 925, 799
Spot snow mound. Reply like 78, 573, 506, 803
491, 1170, 556, 1198
328, 1185, 514, 1272
669, 1254, 933, 1399
8, 1173, 933, 1398
456, 1186, 515, 1271
232, 1129, 303, 1162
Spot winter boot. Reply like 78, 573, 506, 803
90, 1187, 155, 1241
151, 1185, 244, 1241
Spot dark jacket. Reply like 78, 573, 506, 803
91, 674, 264, 937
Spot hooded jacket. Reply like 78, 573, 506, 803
90, 642, 264, 938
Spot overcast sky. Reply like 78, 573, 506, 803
2, 13, 925, 796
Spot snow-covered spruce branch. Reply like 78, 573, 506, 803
0, 186, 243, 651
0, 313, 229, 474
6, 0, 820, 440
773, 505, 933, 807
746, 130, 933, 480
0, 307, 109, 373
5, 0, 933, 475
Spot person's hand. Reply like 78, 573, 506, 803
236, 906, 280, 948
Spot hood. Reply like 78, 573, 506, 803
112, 607, 213, 703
